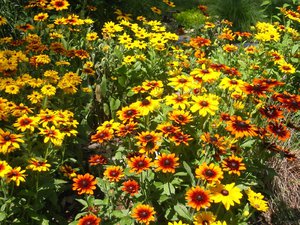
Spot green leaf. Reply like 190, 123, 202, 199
118, 216, 134, 225
183, 161, 195, 186
163, 182, 175, 196
103, 103, 110, 116
0, 212, 7, 221
41, 219, 49, 225
109, 97, 121, 112
174, 203, 192, 221
158, 194, 169, 203
100, 75, 107, 97
291, 44, 299, 55
240, 140, 256, 148
76, 199, 88, 207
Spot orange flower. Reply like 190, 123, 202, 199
128, 155, 152, 174
154, 153, 179, 173
267, 122, 291, 141
103, 166, 124, 182
170, 131, 193, 146
222, 155, 246, 176
116, 122, 138, 137
117, 106, 141, 122
169, 110, 193, 125
225, 116, 258, 138
78, 214, 101, 225
0, 129, 24, 154
195, 162, 223, 183
91, 128, 113, 143
122, 179, 140, 196
89, 154, 108, 166
185, 186, 211, 210
72, 173, 97, 195
132, 204, 156, 225
50, 0, 70, 11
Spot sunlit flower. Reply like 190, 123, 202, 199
6, 167, 26, 186
122, 179, 140, 196
156, 122, 180, 137
103, 166, 124, 182
259, 105, 284, 121
50, 0, 70, 11
39, 126, 64, 146
136, 131, 162, 155
72, 173, 97, 195
267, 122, 291, 141
170, 131, 193, 146
116, 122, 138, 137
222, 155, 246, 176
168, 221, 188, 225
278, 62, 296, 74
27, 158, 51, 172
78, 214, 101, 225
91, 128, 114, 143
117, 106, 141, 122
168, 75, 195, 92
60, 165, 77, 179
225, 116, 258, 138
195, 162, 223, 183
128, 155, 152, 174
0, 160, 11, 177
132, 204, 156, 225
193, 211, 216, 225
130, 97, 160, 116
0, 129, 24, 154
154, 153, 179, 173
186, 186, 211, 210
89, 154, 108, 166
13, 114, 39, 132
169, 110, 193, 125
210, 183, 242, 210
34, 12, 49, 21
246, 188, 269, 212
190, 94, 219, 117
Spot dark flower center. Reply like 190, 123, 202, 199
205, 169, 215, 177
137, 161, 145, 167
80, 180, 89, 188
22, 119, 31, 125
230, 80, 238, 84
176, 96, 184, 101
201, 69, 209, 74
4, 135, 11, 141
221, 189, 229, 196
142, 99, 150, 106
177, 115, 184, 121
144, 134, 153, 141
195, 194, 204, 201
126, 110, 134, 116
235, 121, 249, 129
228, 160, 239, 169
163, 159, 171, 166
210, 137, 217, 142
139, 211, 149, 218
178, 78, 187, 83
200, 101, 208, 107
110, 171, 118, 177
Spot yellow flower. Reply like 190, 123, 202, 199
0, 160, 12, 178
27, 158, 51, 172
41, 84, 56, 96
193, 211, 216, 225
6, 167, 26, 186
33, 12, 49, 21
168, 221, 188, 225
190, 94, 219, 117
86, 32, 99, 41
246, 188, 269, 212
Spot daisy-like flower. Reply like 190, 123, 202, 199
218, 77, 244, 92
117, 106, 141, 122
156, 122, 180, 137
154, 153, 179, 173
103, 166, 124, 182
189, 36, 211, 48
190, 94, 219, 117
210, 183, 242, 210
193, 211, 216, 225
6, 167, 26, 186
39, 126, 64, 146
164, 93, 190, 110
116, 122, 138, 137
128, 155, 152, 174
89, 154, 108, 166
0, 129, 24, 154
169, 110, 193, 125
222, 155, 246, 176
223, 44, 238, 52
78, 214, 101, 225
246, 188, 269, 212
13, 114, 39, 132
225, 116, 258, 138
86, 32, 99, 41
136, 131, 162, 155
168, 75, 195, 92
190, 65, 221, 84
27, 158, 51, 172
0, 160, 12, 178
122, 179, 140, 196
259, 105, 284, 121
200, 133, 226, 153
91, 128, 114, 143
72, 173, 97, 195
132, 204, 156, 225
267, 122, 291, 141
130, 97, 160, 116
33, 12, 49, 21
242, 82, 271, 98
278, 62, 296, 74
186, 186, 211, 210
50, 0, 70, 11
60, 165, 77, 179
170, 131, 193, 146
195, 162, 223, 183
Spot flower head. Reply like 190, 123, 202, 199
72, 173, 97, 195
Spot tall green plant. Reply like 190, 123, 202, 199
204, 0, 266, 31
